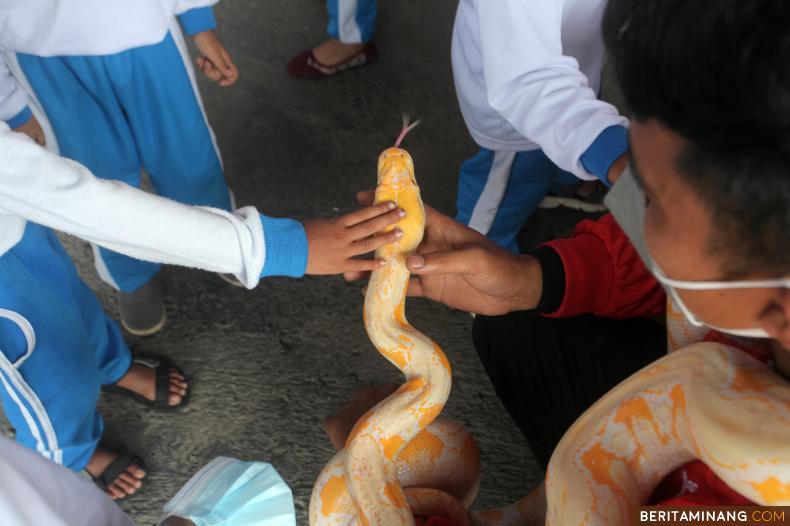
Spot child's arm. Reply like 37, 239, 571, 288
476, 1, 629, 183
176, 4, 239, 87
0, 57, 43, 145
0, 125, 400, 285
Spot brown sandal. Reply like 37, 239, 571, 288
286, 42, 378, 79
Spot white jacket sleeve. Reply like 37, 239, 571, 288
0, 436, 136, 526
0, 126, 265, 288
0, 56, 29, 125
174, 0, 218, 15
476, 0, 627, 179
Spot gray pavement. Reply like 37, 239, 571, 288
1, 1, 619, 524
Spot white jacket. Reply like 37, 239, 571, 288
0, 0, 216, 57
0, 124, 266, 288
452, 0, 628, 180
0, 0, 217, 125
0, 435, 135, 526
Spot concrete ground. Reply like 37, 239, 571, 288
1, 1, 618, 524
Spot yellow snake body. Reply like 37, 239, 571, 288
474, 342, 790, 526
545, 343, 790, 524
310, 147, 480, 526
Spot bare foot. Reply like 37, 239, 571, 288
312, 38, 365, 66
115, 363, 188, 407
86, 448, 146, 500
323, 384, 398, 450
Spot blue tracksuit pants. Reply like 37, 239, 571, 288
16, 29, 231, 292
455, 148, 579, 253
327, 0, 377, 43
0, 223, 132, 471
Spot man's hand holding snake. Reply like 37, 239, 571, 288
347, 191, 543, 316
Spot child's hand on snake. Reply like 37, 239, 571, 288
346, 193, 542, 316
303, 202, 406, 275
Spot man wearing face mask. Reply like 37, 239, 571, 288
346, 0, 788, 507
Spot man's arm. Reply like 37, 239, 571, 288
403, 205, 664, 319
539, 214, 666, 319
476, 0, 629, 183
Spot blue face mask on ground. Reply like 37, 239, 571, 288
161, 457, 296, 526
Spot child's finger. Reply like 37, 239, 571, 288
343, 270, 368, 282
197, 58, 223, 82
341, 201, 396, 227
348, 208, 405, 239
356, 190, 376, 206
344, 258, 387, 273
219, 47, 239, 83
350, 229, 402, 255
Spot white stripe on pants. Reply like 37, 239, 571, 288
468, 151, 517, 236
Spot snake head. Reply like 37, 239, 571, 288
377, 148, 417, 189
375, 147, 425, 255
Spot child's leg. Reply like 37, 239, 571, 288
44, 227, 188, 407
106, 28, 231, 212
0, 224, 120, 471
455, 148, 556, 253
327, 0, 378, 44
39, 229, 132, 386
15, 54, 160, 293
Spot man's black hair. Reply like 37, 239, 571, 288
603, 0, 790, 277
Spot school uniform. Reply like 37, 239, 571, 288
0, 435, 135, 526
0, 0, 231, 293
451, 0, 629, 252
326, 0, 377, 44
0, 126, 307, 471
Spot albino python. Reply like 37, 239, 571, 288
310, 125, 790, 526
310, 123, 481, 526
474, 342, 790, 525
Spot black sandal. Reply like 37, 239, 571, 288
104, 354, 190, 411
84, 452, 145, 496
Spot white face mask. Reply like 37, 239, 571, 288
650, 263, 790, 339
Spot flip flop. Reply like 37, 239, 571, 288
104, 354, 190, 411
83, 451, 145, 498
286, 41, 378, 79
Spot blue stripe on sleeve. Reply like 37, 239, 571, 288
259, 215, 309, 278
179, 7, 218, 36
580, 125, 629, 185
6, 107, 32, 129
